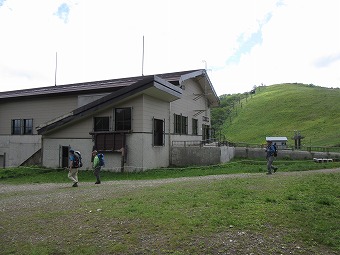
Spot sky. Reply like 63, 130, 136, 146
0, 0, 339, 96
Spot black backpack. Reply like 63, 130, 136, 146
273, 145, 278, 157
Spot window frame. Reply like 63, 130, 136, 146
23, 119, 33, 135
192, 118, 198, 135
115, 107, 132, 131
94, 116, 110, 132
153, 118, 165, 146
11, 119, 22, 135
11, 119, 33, 135
174, 114, 188, 135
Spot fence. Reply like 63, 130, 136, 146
225, 142, 340, 153
172, 139, 340, 153
172, 139, 233, 147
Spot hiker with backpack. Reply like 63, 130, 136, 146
265, 140, 278, 175
92, 150, 104, 184
68, 149, 82, 187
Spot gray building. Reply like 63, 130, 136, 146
0, 69, 220, 171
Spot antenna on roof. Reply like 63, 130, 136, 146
202, 60, 207, 70
142, 35, 145, 76
54, 52, 58, 86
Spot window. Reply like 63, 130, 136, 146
192, 118, 198, 135
23, 119, 33, 135
11, 119, 33, 135
94, 117, 109, 131
202, 124, 210, 141
12, 119, 22, 135
115, 108, 131, 131
92, 114, 127, 151
153, 118, 164, 146
174, 114, 188, 135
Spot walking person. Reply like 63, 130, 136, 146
92, 150, 101, 184
265, 140, 278, 175
68, 149, 79, 187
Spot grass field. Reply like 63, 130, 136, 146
219, 84, 340, 147
0, 160, 340, 254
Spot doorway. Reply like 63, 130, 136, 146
62, 146, 69, 168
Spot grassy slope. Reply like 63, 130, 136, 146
221, 84, 340, 147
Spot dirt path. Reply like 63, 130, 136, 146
1, 168, 339, 194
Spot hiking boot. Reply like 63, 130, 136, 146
273, 167, 278, 173
266, 172, 272, 175
72, 182, 78, 187
95, 181, 101, 184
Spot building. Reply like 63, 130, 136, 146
266, 137, 288, 149
0, 69, 220, 171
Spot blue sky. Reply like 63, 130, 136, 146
54, 3, 70, 23
0, 0, 339, 95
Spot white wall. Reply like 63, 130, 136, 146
170, 79, 211, 143
0, 135, 41, 167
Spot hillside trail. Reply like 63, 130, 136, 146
0, 167, 339, 194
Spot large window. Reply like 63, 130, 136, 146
11, 119, 33, 135
115, 108, 131, 131
192, 118, 198, 135
174, 114, 188, 135
94, 117, 110, 131
153, 118, 164, 146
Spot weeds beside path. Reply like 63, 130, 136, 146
0, 168, 339, 255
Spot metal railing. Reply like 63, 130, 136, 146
172, 139, 234, 147
304, 146, 340, 153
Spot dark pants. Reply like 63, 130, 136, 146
94, 166, 101, 182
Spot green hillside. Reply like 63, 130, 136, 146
217, 84, 340, 147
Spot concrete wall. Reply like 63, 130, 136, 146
0, 135, 41, 167
171, 146, 235, 167
234, 147, 340, 160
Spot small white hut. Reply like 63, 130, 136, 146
266, 137, 288, 149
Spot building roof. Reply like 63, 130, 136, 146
266, 137, 288, 142
37, 75, 182, 135
0, 69, 210, 100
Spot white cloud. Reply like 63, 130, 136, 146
0, 0, 339, 95
211, 0, 340, 94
